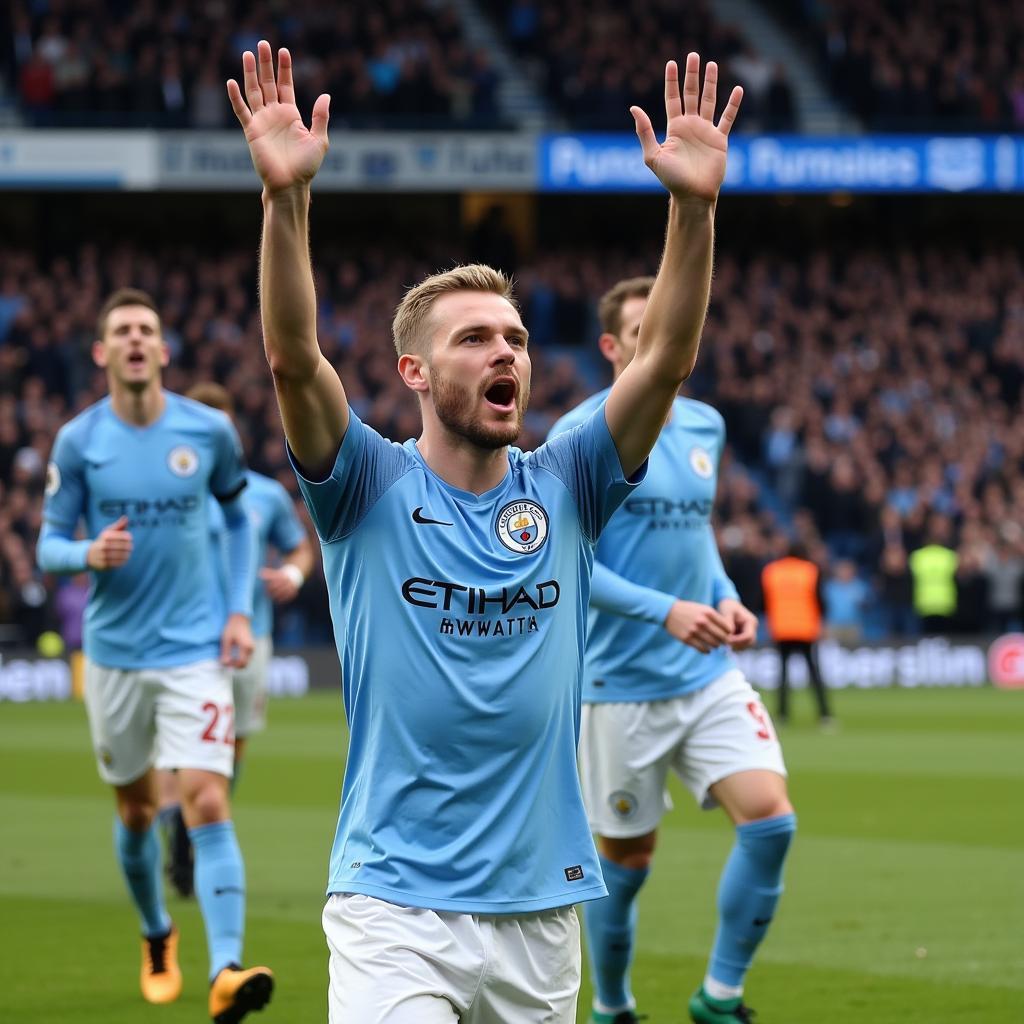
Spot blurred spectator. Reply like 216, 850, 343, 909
984, 538, 1024, 633
877, 544, 917, 638
823, 559, 870, 645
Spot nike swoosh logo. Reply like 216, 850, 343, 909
412, 507, 453, 527
752, 917, 772, 926
214, 886, 246, 896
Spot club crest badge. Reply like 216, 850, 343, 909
689, 445, 713, 479
609, 790, 638, 819
167, 445, 199, 477
45, 461, 61, 497
496, 499, 549, 554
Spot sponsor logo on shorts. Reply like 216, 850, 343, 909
609, 790, 638, 819
167, 444, 199, 477
98, 747, 114, 767
564, 865, 585, 881
495, 500, 549, 554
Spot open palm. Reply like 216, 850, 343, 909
227, 41, 330, 194
631, 53, 743, 203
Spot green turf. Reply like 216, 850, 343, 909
1, 687, 1021, 1022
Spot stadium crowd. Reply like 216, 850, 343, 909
781, 0, 1024, 130
2, 235, 1023, 650
4, 0, 503, 129
9, 0, 1022, 133
3, 0, 799, 132
484, 0, 797, 131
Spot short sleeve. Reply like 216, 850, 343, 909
42, 426, 87, 532
530, 404, 645, 543
287, 411, 413, 544
210, 416, 248, 503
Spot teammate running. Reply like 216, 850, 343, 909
551, 278, 795, 1024
37, 289, 274, 1022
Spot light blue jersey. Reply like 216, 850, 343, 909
210, 471, 306, 638
293, 408, 640, 913
38, 393, 252, 669
550, 390, 739, 703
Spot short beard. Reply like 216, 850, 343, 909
429, 368, 527, 451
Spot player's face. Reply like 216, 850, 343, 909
93, 305, 169, 391
426, 291, 531, 450
612, 295, 648, 369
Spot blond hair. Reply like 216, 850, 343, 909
392, 264, 516, 356
598, 276, 655, 338
185, 381, 235, 416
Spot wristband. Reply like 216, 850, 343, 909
281, 563, 306, 589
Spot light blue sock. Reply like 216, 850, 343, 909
708, 813, 797, 990
583, 855, 650, 1012
190, 821, 246, 980
113, 818, 172, 938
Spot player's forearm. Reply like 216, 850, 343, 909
222, 498, 255, 617
637, 196, 715, 383
591, 561, 676, 625
36, 528, 91, 575
260, 185, 320, 379
286, 537, 314, 579
603, 198, 715, 476
259, 186, 348, 477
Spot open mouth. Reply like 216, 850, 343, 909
126, 352, 146, 368
484, 378, 517, 412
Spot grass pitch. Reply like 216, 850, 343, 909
1, 686, 1020, 1023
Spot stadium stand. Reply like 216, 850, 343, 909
1, 0, 801, 131
3, 0, 506, 129
773, 0, 1024, 131
2, 236, 1023, 648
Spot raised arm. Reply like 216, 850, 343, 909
228, 41, 347, 479
604, 54, 742, 476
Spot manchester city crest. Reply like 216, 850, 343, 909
689, 445, 713, 479
609, 790, 638, 819
167, 445, 199, 477
45, 461, 61, 497
495, 499, 549, 554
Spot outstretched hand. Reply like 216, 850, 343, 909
227, 41, 330, 194
630, 52, 742, 203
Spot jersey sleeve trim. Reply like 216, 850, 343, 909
213, 478, 248, 504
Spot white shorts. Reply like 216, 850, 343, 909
580, 668, 786, 838
83, 657, 235, 786
233, 635, 271, 738
323, 894, 580, 1024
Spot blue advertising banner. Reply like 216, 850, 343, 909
540, 134, 1024, 193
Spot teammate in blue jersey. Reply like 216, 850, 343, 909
229, 41, 743, 1021
550, 277, 796, 1024
158, 381, 315, 898
36, 288, 274, 1022
188, 382, 313, 771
